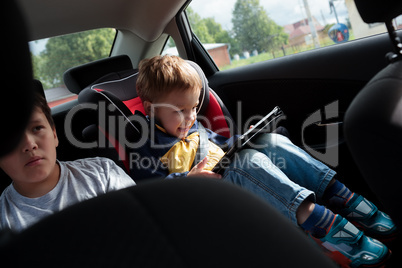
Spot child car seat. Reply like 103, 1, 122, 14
64, 55, 237, 180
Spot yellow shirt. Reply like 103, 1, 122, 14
160, 132, 225, 174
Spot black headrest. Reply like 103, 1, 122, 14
0, 178, 337, 268
2, 0, 34, 157
32, 79, 46, 98
354, 0, 402, 23
64, 55, 133, 94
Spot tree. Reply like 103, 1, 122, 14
232, 0, 288, 54
186, 7, 232, 45
183, 7, 239, 57
33, 28, 115, 88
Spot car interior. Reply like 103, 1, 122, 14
1, 0, 402, 266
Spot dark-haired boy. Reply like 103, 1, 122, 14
0, 91, 135, 232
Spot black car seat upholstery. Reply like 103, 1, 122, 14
2, 0, 34, 157
0, 0, 34, 191
0, 178, 337, 268
344, 0, 402, 228
64, 55, 134, 95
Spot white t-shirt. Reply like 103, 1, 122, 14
0, 157, 136, 232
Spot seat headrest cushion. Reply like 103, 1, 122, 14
354, 0, 402, 23
64, 55, 133, 94
33, 79, 46, 98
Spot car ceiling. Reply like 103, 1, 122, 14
17, 0, 188, 42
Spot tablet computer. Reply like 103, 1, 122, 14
212, 106, 285, 175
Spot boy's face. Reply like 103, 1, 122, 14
145, 87, 200, 139
0, 107, 59, 188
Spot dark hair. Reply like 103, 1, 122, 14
33, 91, 55, 129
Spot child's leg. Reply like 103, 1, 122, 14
322, 179, 353, 207
299, 201, 390, 267
298, 201, 335, 237
223, 148, 390, 267
222, 148, 315, 224
298, 201, 336, 238
251, 133, 396, 240
249, 133, 335, 200
323, 180, 397, 240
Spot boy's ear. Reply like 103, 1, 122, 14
143, 101, 153, 116
52, 127, 59, 148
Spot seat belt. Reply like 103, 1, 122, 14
192, 123, 209, 169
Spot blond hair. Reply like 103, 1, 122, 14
136, 55, 202, 103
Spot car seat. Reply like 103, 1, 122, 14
344, 0, 402, 229
0, 178, 337, 268
2, 0, 34, 157
63, 55, 237, 179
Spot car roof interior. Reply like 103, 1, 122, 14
18, 0, 187, 42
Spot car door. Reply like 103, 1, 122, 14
180, 1, 402, 200
205, 33, 399, 195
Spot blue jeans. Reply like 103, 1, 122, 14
222, 133, 336, 224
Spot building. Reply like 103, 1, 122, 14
204, 43, 231, 68
284, 17, 325, 47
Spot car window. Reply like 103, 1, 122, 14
29, 28, 116, 107
186, 0, 402, 70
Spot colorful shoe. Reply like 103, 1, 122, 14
309, 215, 390, 268
340, 194, 397, 241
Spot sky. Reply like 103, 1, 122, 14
189, 0, 349, 30
30, 40, 47, 55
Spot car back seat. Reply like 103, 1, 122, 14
64, 55, 237, 181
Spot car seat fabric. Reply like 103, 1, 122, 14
87, 69, 145, 115
64, 55, 133, 95
77, 87, 141, 173
185, 60, 234, 138
345, 60, 402, 228
0, 178, 337, 268
345, 0, 402, 229
2, 0, 34, 157
354, 0, 402, 24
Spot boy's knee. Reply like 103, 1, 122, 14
233, 149, 275, 170
249, 133, 294, 155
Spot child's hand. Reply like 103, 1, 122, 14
188, 157, 222, 179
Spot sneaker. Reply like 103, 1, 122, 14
309, 215, 390, 268
340, 194, 397, 241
